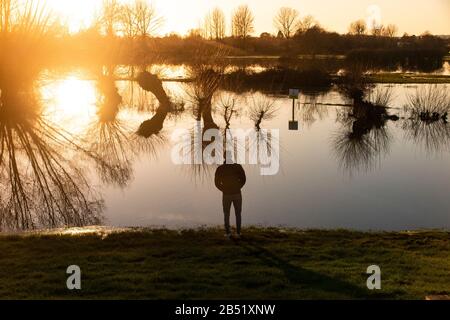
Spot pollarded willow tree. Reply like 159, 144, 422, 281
0, 0, 104, 230
273, 7, 300, 38
0, 0, 61, 92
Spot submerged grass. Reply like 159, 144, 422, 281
0, 227, 449, 300
365, 73, 450, 84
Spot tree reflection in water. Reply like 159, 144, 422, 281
1, 59, 448, 230
403, 118, 450, 153
332, 119, 392, 175
0, 0, 103, 230
403, 84, 450, 153
299, 93, 330, 129
0, 62, 174, 230
136, 71, 172, 137
331, 87, 397, 175
0, 87, 103, 231
88, 67, 166, 188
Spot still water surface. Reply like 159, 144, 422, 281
7, 69, 450, 231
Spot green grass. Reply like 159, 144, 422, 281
0, 227, 449, 300
366, 73, 450, 84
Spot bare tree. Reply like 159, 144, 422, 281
348, 19, 367, 35
184, 44, 228, 129
296, 15, 317, 35
119, 1, 163, 39
210, 7, 226, 40
0, 88, 104, 230
203, 12, 213, 39
1, 0, 55, 91
0, 0, 13, 33
133, 0, 163, 38
1, 0, 55, 36
187, 28, 203, 38
231, 5, 254, 39
249, 95, 279, 130
99, 0, 122, 36
370, 23, 384, 36
204, 8, 226, 40
383, 24, 398, 37
273, 7, 300, 38
121, 3, 136, 38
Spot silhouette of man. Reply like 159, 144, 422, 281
215, 152, 246, 239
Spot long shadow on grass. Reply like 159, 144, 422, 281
240, 240, 391, 299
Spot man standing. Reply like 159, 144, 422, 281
215, 153, 247, 239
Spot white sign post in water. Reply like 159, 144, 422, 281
288, 89, 299, 131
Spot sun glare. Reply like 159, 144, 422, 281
41, 0, 194, 35
44, 0, 99, 32
42, 77, 97, 133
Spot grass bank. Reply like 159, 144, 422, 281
0, 227, 449, 300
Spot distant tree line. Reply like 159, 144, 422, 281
2, 0, 447, 70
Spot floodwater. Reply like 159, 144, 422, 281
1, 68, 449, 231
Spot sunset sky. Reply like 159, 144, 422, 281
46, 0, 450, 36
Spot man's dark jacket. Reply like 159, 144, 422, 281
215, 164, 247, 195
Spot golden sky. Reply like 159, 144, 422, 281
45, 0, 450, 36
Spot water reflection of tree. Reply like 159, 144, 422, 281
332, 125, 392, 174
88, 121, 133, 188
333, 74, 402, 174
0, 91, 103, 231
403, 119, 450, 153
135, 45, 230, 138
184, 92, 281, 182
89, 71, 166, 187
184, 45, 232, 130
156, 47, 230, 182
0, 2, 104, 230
337, 63, 374, 103
332, 103, 394, 175
123, 81, 159, 113
96, 73, 122, 121
299, 93, 330, 128
402, 84, 450, 153
136, 71, 172, 137
185, 92, 238, 180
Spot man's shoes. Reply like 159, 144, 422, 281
224, 233, 232, 239
235, 233, 242, 239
